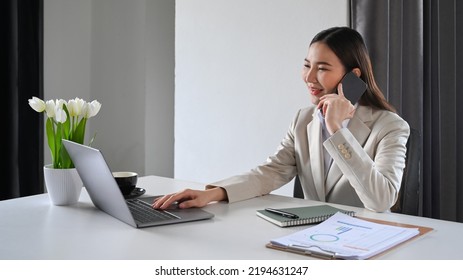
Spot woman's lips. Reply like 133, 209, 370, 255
310, 87, 323, 96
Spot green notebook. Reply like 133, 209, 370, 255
256, 205, 356, 227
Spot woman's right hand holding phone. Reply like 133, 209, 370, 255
318, 82, 356, 135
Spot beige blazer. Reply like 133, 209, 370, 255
209, 105, 410, 212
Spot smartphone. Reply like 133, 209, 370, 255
337, 71, 367, 104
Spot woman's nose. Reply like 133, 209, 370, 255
303, 68, 316, 84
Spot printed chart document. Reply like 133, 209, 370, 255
269, 212, 420, 260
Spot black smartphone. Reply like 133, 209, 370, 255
337, 71, 367, 104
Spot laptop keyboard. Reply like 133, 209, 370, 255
127, 199, 180, 224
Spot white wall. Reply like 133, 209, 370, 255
175, 0, 349, 196
44, 0, 92, 103
144, 0, 175, 178
90, 0, 147, 175
44, 0, 175, 178
44, 0, 92, 166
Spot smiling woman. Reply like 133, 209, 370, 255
154, 26, 410, 214
303, 42, 346, 107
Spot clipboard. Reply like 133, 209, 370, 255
266, 216, 433, 260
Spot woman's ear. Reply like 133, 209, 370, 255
352, 68, 362, 77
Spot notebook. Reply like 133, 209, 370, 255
62, 140, 214, 228
256, 205, 355, 227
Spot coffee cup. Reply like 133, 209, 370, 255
112, 171, 138, 196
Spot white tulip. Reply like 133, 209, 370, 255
54, 106, 67, 123
67, 97, 85, 117
82, 100, 102, 118
28, 97, 46, 112
45, 100, 56, 118
55, 99, 67, 110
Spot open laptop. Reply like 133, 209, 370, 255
62, 140, 214, 228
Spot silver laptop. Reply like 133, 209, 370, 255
62, 140, 214, 228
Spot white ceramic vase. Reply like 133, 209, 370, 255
43, 164, 83, 205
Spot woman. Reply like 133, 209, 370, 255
153, 26, 410, 212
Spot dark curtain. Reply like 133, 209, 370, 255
1, 0, 44, 200
351, 0, 463, 222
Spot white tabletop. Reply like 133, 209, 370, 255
1, 175, 462, 260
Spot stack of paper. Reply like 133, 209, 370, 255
270, 212, 420, 260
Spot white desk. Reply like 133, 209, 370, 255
1, 175, 462, 260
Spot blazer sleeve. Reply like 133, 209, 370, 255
323, 112, 410, 212
206, 109, 307, 203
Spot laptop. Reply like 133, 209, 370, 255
62, 140, 214, 228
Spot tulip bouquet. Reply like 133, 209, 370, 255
28, 97, 102, 169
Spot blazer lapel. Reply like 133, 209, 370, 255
325, 106, 372, 194
348, 105, 373, 146
307, 111, 326, 201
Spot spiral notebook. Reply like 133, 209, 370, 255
256, 205, 355, 227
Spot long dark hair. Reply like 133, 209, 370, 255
310, 27, 396, 113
